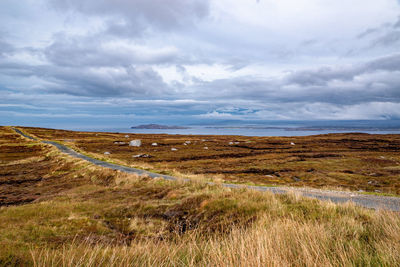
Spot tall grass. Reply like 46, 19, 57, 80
30, 203, 400, 267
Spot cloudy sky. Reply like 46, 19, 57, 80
1, 0, 400, 128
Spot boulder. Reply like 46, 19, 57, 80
129, 140, 142, 147
171, 148, 178, 151
152, 143, 158, 146
125, 135, 129, 138
290, 142, 295, 146
204, 147, 208, 150
104, 152, 110, 155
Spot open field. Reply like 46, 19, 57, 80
20, 126, 400, 195
1, 126, 400, 266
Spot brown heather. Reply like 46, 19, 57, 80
21, 126, 400, 195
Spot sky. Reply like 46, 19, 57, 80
1, 0, 400, 128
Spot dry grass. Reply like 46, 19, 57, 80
29, 205, 400, 267
1, 126, 400, 266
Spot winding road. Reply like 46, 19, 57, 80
13, 127, 400, 212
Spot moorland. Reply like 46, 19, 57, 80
20, 126, 400, 195
1, 126, 400, 266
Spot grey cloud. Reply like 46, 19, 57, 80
44, 34, 180, 67
372, 30, 400, 46
192, 54, 400, 105
286, 66, 362, 86
0, 39, 13, 55
287, 54, 400, 87
49, 0, 209, 34
366, 53, 400, 71
357, 15, 400, 48
394, 16, 400, 28
35, 64, 169, 97
357, 28, 380, 39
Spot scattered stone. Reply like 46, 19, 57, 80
171, 148, 178, 151
129, 140, 142, 147
183, 143, 187, 146
290, 142, 295, 146
380, 156, 385, 159
133, 154, 152, 158
104, 152, 110, 155
113, 141, 126, 145
204, 147, 208, 150
265, 175, 274, 178
368, 180, 378, 185
152, 143, 158, 146
228, 142, 234, 145
185, 141, 191, 144
125, 135, 129, 138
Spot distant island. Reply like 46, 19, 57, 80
131, 124, 190, 129
206, 126, 400, 132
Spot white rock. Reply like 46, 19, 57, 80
185, 141, 191, 144
171, 148, 178, 151
129, 140, 142, 147
125, 135, 129, 138
183, 143, 187, 146
234, 142, 240, 145
152, 143, 158, 146
228, 142, 234, 145
290, 142, 295, 146
104, 152, 110, 155
204, 147, 208, 150
114, 141, 126, 145
133, 154, 151, 158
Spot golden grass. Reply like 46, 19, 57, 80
29, 204, 400, 267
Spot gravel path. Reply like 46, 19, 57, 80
13, 128, 400, 211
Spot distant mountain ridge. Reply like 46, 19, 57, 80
131, 124, 189, 129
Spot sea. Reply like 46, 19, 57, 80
74, 120, 400, 137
